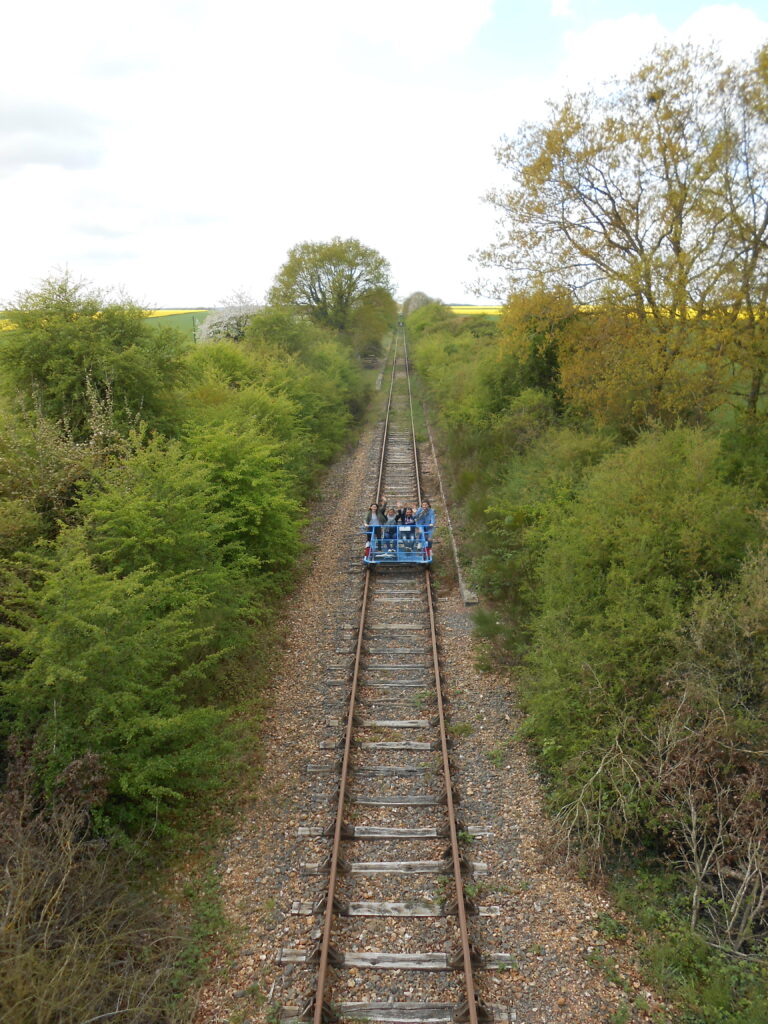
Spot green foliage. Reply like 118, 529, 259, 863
0, 279, 369, 1022
0, 273, 189, 438
718, 415, 768, 499
347, 286, 398, 357
268, 236, 394, 333
3, 530, 228, 831
173, 866, 236, 990
401, 291, 435, 317
185, 422, 301, 579
479, 426, 617, 642
1, 300, 366, 835
409, 299, 768, 988
524, 429, 756, 783
613, 868, 768, 1024
482, 43, 768, 413
188, 316, 368, 471
407, 301, 463, 339
246, 307, 333, 355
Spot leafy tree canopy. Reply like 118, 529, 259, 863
0, 272, 189, 437
481, 42, 768, 410
402, 292, 436, 317
347, 287, 398, 357
268, 236, 394, 333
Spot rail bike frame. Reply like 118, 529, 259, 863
362, 524, 432, 564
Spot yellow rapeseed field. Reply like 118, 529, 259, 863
448, 304, 503, 316
145, 309, 208, 317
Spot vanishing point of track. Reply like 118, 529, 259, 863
279, 329, 512, 1023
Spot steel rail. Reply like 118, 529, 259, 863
401, 329, 422, 508
425, 567, 480, 1024
375, 329, 399, 504
310, 325, 480, 1024
311, 568, 370, 1024
404, 324, 480, 1024
312, 332, 399, 1024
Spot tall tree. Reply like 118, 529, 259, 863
268, 237, 393, 333
482, 45, 726, 319
347, 287, 398, 357
711, 45, 768, 410
481, 43, 768, 412
402, 292, 435, 317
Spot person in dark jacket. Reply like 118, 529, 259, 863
383, 506, 399, 549
400, 506, 416, 550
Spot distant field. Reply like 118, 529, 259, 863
448, 304, 503, 316
145, 309, 210, 338
1, 309, 211, 339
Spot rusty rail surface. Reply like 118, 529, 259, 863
308, 325, 483, 1024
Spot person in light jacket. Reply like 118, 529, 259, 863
415, 500, 435, 548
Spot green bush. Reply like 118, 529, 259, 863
0, 408, 103, 556
478, 426, 617, 641
0, 273, 189, 438
0, 304, 369, 834
185, 421, 301, 579
523, 428, 758, 838
3, 530, 227, 831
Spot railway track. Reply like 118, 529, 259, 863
278, 331, 512, 1023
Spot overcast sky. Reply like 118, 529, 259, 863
3, 0, 768, 308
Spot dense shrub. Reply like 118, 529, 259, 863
1, 302, 368, 833
409, 300, 768, 985
0, 274, 189, 438
479, 426, 617, 639
0, 281, 374, 1021
0, 747, 185, 1023
524, 429, 757, 795
3, 529, 228, 831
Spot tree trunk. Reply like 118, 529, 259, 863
747, 367, 764, 414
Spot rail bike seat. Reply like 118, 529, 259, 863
362, 524, 433, 565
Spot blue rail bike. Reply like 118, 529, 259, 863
363, 521, 433, 566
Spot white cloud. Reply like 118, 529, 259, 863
0, 102, 103, 174
551, 0, 573, 18
2, 2, 768, 306
343, 0, 497, 61
549, 5, 768, 97
558, 13, 664, 91
673, 4, 768, 61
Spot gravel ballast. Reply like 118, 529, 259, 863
192, 404, 668, 1024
